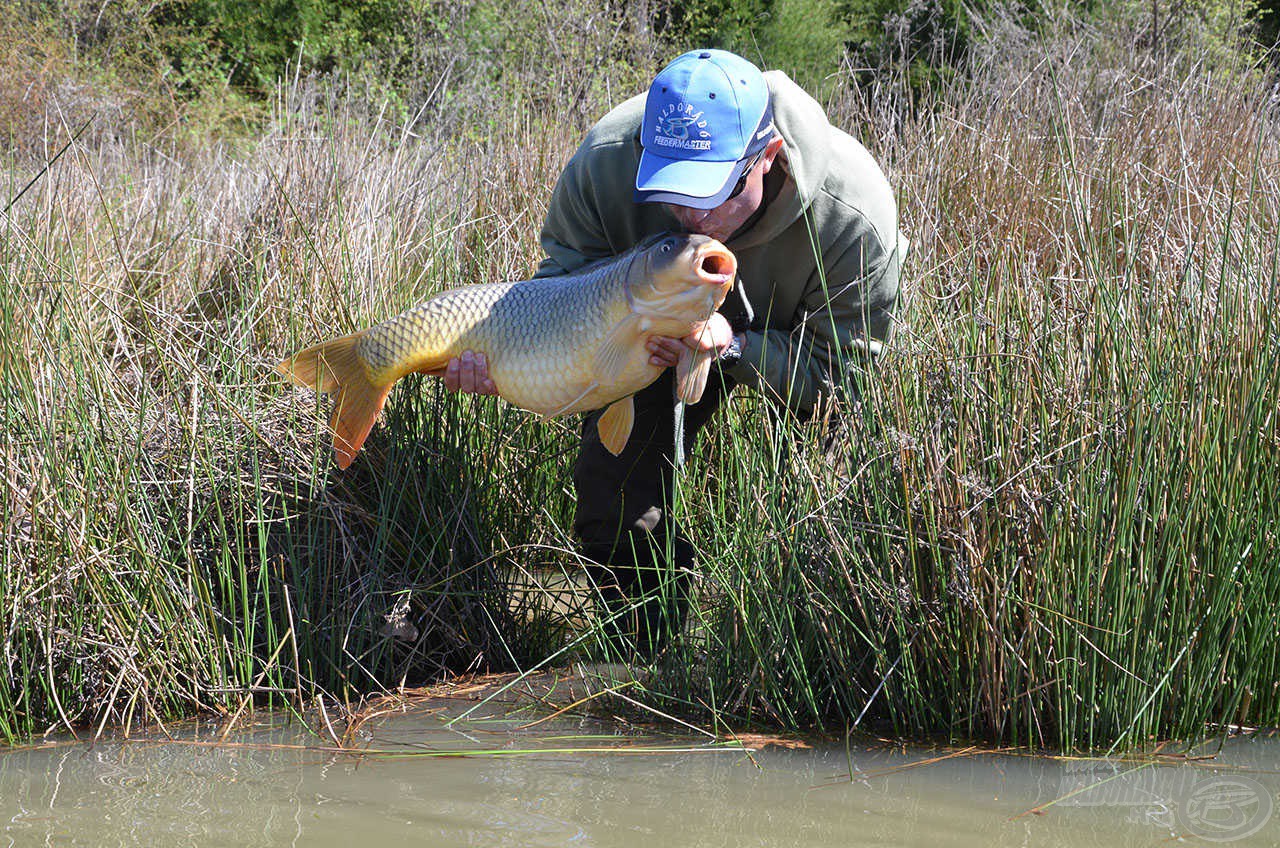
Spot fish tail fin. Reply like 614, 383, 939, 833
277, 331, 394, 469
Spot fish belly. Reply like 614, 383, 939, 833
492, 352, 661, 416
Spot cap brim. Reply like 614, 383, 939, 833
634, 150, 751, 210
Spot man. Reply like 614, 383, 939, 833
445, 49, 905, 658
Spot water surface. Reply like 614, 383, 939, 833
2, 696, 1276, 847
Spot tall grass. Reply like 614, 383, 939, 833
0, 28, 612, 740
3, 4, 1278, 750
650, 9, 1280, 749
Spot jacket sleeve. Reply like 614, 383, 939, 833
725, 231, 904, 417
533, 145, 620, 279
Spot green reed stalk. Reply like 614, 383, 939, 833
3, 4, 1279, 752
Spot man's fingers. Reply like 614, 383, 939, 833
643, 316, 730, 368
444, 351, 497, 395
467, 351, 480, 393
646, 336, 683, 368
476, 353, 497, 395
461, 351, 481, 393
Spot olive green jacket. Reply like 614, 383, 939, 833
535, 71, 905, 416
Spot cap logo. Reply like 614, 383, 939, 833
653, 102, 712, 150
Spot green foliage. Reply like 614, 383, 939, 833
156, 0, 434, 92
840, 0, 971, 73
1116, 0, 1266, 62
651, 0, 855, 95
753, 0, 858, 96
13, 0, 437, 107
649, 0, 967, 91
648, 0, 1020, 101
655, 0, 773, 52
837, 0, 1054, 102
1260, 0, 1280, 45
17, 0, 1278, 135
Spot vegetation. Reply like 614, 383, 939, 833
2, 0, 1279, 751
662, 9, 1280, 748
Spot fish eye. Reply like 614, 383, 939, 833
660, 238, 675, 254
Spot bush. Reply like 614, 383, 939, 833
155, 0, 434, 93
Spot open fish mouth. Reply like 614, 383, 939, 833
693, 243, 736, 287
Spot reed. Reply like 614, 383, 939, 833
649, 10, 1280, 749
3, 3, 1278, 751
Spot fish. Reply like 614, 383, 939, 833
277, 233, 737, 469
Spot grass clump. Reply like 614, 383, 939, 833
648, 7, 1280, 749
2, 1, 1279, 752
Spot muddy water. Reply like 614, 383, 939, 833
1, 699, 1276, 847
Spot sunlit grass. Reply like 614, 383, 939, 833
643, 15, 1280, 750
3, 6, 1278, 751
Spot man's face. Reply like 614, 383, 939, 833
666, 137, 785, 243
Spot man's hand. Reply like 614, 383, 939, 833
443, 350, 498, 395
646, 312, 734, 368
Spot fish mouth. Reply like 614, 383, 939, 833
693, 241, 737, 288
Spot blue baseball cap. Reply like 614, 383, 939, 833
635, 50, 774, 209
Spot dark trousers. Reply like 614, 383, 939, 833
573, 368, 735, 659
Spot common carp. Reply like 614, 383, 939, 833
277, 233, 737, 469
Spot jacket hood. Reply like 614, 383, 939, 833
728, 70, 833, 252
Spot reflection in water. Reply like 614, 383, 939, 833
0, 706, 1276, 847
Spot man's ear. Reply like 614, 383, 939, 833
761, 136, 786, 173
